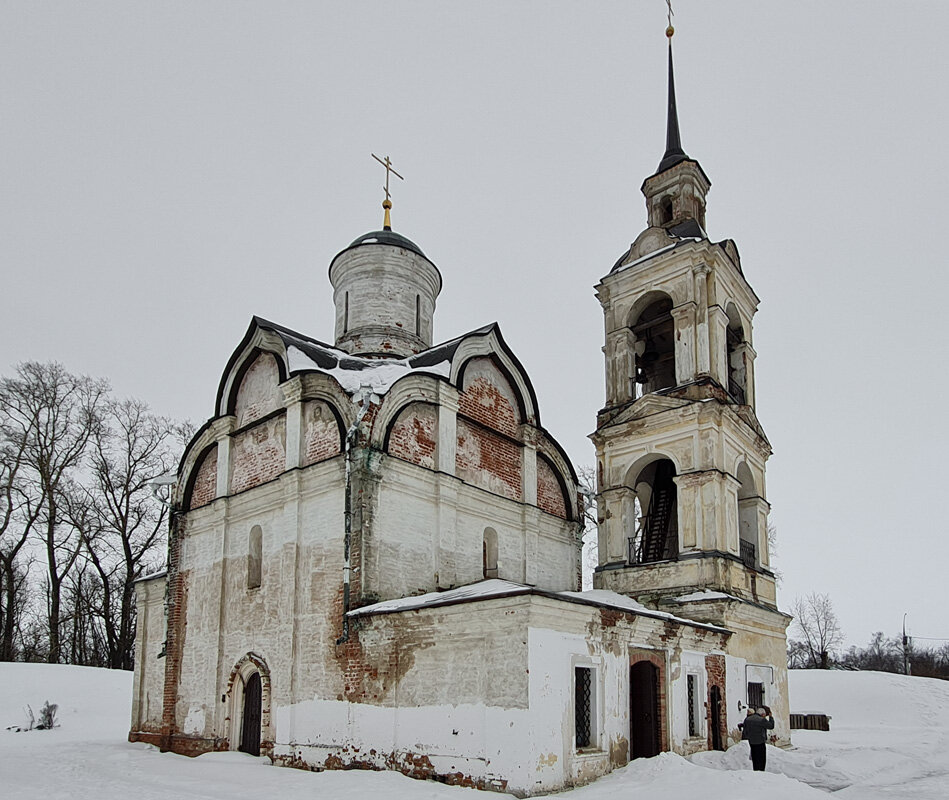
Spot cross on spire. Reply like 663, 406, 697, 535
371, 153, 404, 231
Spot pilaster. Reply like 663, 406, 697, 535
436, 384, 459, 475
693, 264, 711, 376
672, 303, 697, 384
282, 376, 304, 470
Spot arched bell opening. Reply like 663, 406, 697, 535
630, 294, 676, 398
725, 303, 747, 404
624, 457, 679, 565
736, 462, 759, 568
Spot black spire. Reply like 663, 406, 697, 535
657, 42, 689, 173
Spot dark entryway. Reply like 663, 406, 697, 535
239, 672, 262, 756
710, 684, 724, 751
630, 660, 661, 759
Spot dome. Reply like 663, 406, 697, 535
345, 229, 426, 259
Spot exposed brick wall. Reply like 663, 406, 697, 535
160, 513, 188, 749
705, 654, 727, 751
234, 352, 282, 427
458, 357, 520, 437
231, 414, 287, 494
387, 402, 437, 469
537, 454, 568, 519
630, 648, 668, 754
302, 400, 341, 465
456, 417, 521, 501
188, 446, 218, 510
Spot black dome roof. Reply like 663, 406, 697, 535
347, 229, 426, 258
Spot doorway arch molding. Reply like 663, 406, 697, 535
226, 652, 273, 756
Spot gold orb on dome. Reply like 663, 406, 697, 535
666, 25, 675, 38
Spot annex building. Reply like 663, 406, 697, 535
130, 30, 791, 797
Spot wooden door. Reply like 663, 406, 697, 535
239, 672, 262, 756
630, 660, 660, 759
710, 684, 724, 751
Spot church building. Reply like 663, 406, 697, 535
130, 25, 790, 797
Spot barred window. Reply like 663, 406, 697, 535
747, 681, 764, 709
687, 674, 699, 736
575, 667, 593, 749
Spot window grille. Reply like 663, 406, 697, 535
687, 674, 698, 737
747, 681, 764, 709
575, 667, 593, 749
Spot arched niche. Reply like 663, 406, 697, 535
483, 527, 498, 579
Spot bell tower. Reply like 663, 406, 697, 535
591, 28, 790, 727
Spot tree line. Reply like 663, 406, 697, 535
0, 362, 187, 668
788, 592, 949, 679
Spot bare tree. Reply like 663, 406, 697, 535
576, 464, 598, 591
790, 592, 844, 669
0, 363, 108, 663
78, 398, 177, 669
0, 406, 42, 660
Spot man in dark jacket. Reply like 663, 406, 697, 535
741, 706, 775, 771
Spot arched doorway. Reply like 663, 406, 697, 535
228, 653, 270, 757
240, 672, 262, 756
629, 660, 661, 759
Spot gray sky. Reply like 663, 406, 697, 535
3, 1, 947, 649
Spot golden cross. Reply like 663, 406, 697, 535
371, 153, 404, 204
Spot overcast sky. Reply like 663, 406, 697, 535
3, 1, 947, 650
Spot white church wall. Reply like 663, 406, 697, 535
130, 574, 166, 735
668, 648, 709, 753
371, 457, 577, 597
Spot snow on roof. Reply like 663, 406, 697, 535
287, 345, 451, 395
349, 580, 729, 633
671, 589, 739, 603
348, 579, 530, 616
133, 568, 167, 584
558, 589, 729, 632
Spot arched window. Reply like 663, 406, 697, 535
483, 527, 498, 579
247, 525, 262, 589
736, 463, 759, 568
627, 458, 678, 564
660, 196, 674, 226
632, 296, 676, 397
725, 304, 746, 403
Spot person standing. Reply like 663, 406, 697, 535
741, 706, 775, 771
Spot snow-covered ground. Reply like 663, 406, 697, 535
1, 663, 946, 799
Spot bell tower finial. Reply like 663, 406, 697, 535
371, 152, 404, 231
658, 5, 688, 173
640, 6, 711, 234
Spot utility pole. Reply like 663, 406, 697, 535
903, 613, 911, 676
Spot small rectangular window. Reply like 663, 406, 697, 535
687, 674, 701, 737
747, 681, 764, 709
575, 666, 594, 749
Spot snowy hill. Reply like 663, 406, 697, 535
1, 663, 946, 799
